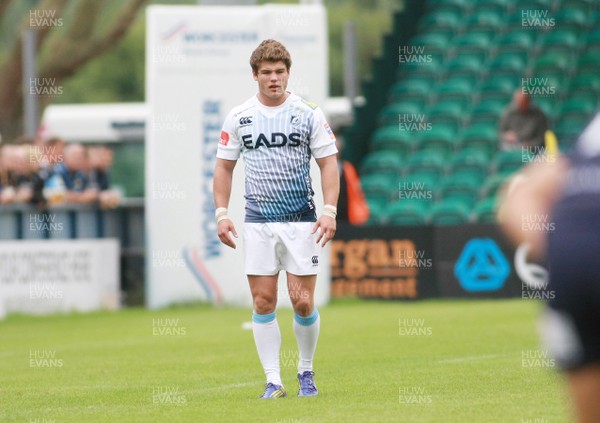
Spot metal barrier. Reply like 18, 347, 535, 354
0, 199, 145, 305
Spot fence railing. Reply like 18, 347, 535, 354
0, 199, 146, 305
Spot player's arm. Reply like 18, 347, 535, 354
499, 157, 568, 260
313, 154, 340, 247
213, 158, 238, 249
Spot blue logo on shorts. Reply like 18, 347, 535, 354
454, 238, 510, 292
311, 256, 319, 266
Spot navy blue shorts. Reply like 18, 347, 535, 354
540, 200, 600, 371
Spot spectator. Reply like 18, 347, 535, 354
88, 145, 120, 208
335, 135, 369, 225
26, 144, 49, 210
499, 89, 548, 151
41, 137, 65, 170
0, 144, 34, 204
0, 145, 16, 204
46, 143, 97, 204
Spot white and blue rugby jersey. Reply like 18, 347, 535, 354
217, 93, 338, 223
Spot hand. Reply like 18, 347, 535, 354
217, 218, 238, 249
312, 215, 336, 247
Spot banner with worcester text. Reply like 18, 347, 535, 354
145, 5, 330, 308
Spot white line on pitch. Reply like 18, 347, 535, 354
187, 382, 257, 394
437, 353, 514, 364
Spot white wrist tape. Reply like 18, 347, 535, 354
216, 214, 230, 223
215, 207, 228, 218
323, 211, 337, 219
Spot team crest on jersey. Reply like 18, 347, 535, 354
239, 116, 253, 127
290, 115, 301, 126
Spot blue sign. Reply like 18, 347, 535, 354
454, 238, 510, 292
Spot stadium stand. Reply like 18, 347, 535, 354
347, 0, 600, 225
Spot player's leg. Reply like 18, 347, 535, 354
248, 275, 285, 398
567, 365, 600, 423
278, 221, 321, 396
244, 223, 286, 398
287, 272, 320, 397
543, 223, 600, 421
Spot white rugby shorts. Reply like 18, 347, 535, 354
243, 222, 321, 275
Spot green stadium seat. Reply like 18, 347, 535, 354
424, 100, 468, 128
406, 149, 447, 179
416, 124, 460, 155
429, 199, 471, 225
583, 45, 600, 62
555, 117, 590, 146
578, 54, 600, 74
481, 172, 512, 198
397, 74, 439, 89
361, 173, 398, 205
401, 53, 445, 81
366, 195, 388, 212
558, 98, 597, 121
371, 126, 415, 156
397, 172, 439, 204
586, 27, 600, 47
555, 7, 590, 29
569, 72, 600, 95
564, 0, 597, 7
386, 200, 429, 226
419, 27, 456, 43
364, 200, 387, 225
449, 148, 490, 180
493, 150, 529, 174
532, 53, 572, 74
450, 32, 494, 55
434, 77, 475, 102
469, 99, 508, 122
539, 29, 582, 53
534, 96, 559, 121
361, 151, 403, 177
427, 0, 470, 12
474, 197, 498, 223
471, 1, 510, 14
378, 101, 425, 126
459, 124, 498, 156
487, 52, 528, 74
389, 79, 432, 103
522, 72, 567, 100
443, 53, 487, 78
409, 33, 451, 56
495, 31, 537, 54
439, 173, 481, 207
466, 9, 505, 31
418, 9, 463, 31
478, 76, 519, 101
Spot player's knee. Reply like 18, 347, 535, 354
292, 297, 313, 317
253, 295, 276, 314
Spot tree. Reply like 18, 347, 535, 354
0, 0, 147, 140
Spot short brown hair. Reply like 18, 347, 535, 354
249, 39, 292, 73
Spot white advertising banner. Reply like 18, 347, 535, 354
146, 5, 330, 308
0, 239, 120, 316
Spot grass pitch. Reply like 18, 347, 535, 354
0, 299, 570, 422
